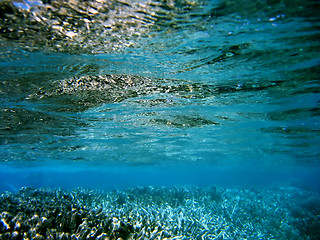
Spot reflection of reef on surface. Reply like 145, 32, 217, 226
0, 0, 205, 54
1, 0, 317, 55
27, 74, 285, 112
0, 107, 85, 145
28, 74, 154, 108
150, 115, 219, 128
0, 186, 319, 239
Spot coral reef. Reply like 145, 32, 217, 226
0, 186, 319, 239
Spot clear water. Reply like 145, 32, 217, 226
0, 0, 320, 191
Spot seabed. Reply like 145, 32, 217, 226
0, 185, 319, 240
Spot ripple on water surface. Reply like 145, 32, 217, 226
0, 0, 319, 167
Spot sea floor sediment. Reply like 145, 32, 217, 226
0, 185, 319, 240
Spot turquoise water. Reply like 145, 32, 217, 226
0, 0, 320, 239
0, 0, 320, 189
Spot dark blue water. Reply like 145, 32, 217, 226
0, 0, 319, 191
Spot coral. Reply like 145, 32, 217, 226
0, 186, 319, 239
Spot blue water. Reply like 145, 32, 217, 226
0, 0, 320, 192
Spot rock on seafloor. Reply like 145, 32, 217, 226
0, 186, 319, 240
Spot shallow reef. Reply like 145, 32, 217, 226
0, 185, 319, 239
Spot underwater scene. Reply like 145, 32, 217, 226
0, 0, 320, 239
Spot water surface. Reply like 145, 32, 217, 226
0, 0, 319, 189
